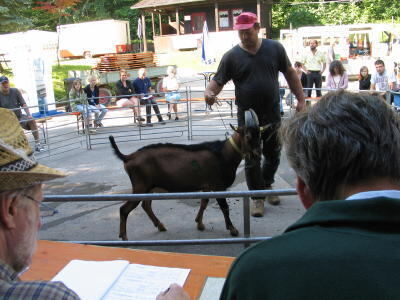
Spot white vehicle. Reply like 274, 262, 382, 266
280, 23, 400, 77
57, 19, 131, 58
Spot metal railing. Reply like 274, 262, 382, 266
44, 189, 297, 248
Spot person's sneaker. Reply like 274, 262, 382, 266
35, 143, 45, 152
251, 199, 265, 217
145, 123, 153, 127
158, 120, 166, 125
136, 117, 145, 122
167, 112, 171, 120
175, 116, 179, 121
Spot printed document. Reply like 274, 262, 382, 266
52, 260, 190, 300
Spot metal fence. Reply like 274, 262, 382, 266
44, 189, 297, 248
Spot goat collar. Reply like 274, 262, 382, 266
229, 136, 244, 158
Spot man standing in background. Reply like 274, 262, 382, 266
302, 40, 326, 97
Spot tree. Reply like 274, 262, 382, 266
34, 0, 81, 64
0, 0, 32, 33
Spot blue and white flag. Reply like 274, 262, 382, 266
201, 21, 215, 65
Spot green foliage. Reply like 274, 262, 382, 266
272, 0, 400, 36
52, 64, 91, 101
0, 0, 32, 33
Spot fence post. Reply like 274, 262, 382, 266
243, 196, 251, 248
187, 87, 192, 140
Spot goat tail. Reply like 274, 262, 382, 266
109, 135, 128, 162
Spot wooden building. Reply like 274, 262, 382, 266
131, 0, 273, 53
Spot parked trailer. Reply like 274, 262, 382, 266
57, 20, 131, 59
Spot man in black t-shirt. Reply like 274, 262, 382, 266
205, 12, 305, 217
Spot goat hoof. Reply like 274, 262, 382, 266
158, 223, 167, 232
230, 227, 239, 237
197, 223, 205, 231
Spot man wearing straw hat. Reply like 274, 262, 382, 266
0, 108, 189, 299
0, 76, 44, 152
0, 108, 80, 298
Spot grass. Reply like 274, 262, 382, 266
52, 64, 92, 102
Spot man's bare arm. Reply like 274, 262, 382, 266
204, 80, 224, 106
284, 67, 306, 112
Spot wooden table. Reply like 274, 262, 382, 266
22, 240, 235, 299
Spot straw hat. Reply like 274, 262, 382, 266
0, 108, 66, 192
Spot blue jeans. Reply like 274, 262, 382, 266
76, 104, 107, 124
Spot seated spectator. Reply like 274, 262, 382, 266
0, 107, 189, 300
133, 68, 165, 126
359, 66, 371, 90
68, 78, 94, 128
84, 75, 108, 128
294, 61, 307, 88
115, 69, 144, 124
285, 62, 307, 108
371, 59, 396, 92
0, 76, 44, 152
162, 66, 181, 121
220, 91, 400, 299
326, 60, 348, 90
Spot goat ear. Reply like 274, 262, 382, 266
260, 124, 272, 133
230, 124, 238, 132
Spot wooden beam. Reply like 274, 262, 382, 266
151, 12, 155, 37
141, 14, 147, 52
175, 8, 180, 35
214, 3, 219, 32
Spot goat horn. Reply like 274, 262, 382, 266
245, 108, 259, 128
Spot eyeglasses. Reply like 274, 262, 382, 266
23, 194, 58, 216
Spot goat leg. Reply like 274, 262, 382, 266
141, 200, 166, 231
216, 198, 239, 237
195, 198, 209, 231
119, 201, 141, 240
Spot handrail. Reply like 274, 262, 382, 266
44, 189, 298, 248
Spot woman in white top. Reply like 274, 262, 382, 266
162, 66, 181, 120
326, 60, 348, 90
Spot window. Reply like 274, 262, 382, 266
219, 10, 230, 28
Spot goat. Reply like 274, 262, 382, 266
109, 109, 263, 240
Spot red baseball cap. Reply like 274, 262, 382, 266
233, 12, 258, 30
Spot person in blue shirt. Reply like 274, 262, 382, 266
133, 68, 165, 126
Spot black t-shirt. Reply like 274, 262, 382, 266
213, 39, 291, 122
359, 75, 371, 90
84, 84, 100, 105
116, 80, 135, 99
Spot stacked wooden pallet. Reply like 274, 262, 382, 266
95, 52, 156, 72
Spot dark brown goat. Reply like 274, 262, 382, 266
109, 113, 263, 240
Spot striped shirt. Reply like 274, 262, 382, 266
0, 261, 80, 300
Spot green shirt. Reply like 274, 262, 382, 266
221, 197, 400, 300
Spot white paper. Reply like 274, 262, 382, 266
52, 260, 129, 300
51, 260, 190, 300
103, 264, 190, 300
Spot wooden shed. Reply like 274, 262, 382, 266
131, 0, 273, 53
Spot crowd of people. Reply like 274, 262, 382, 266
2, 10, 400, 300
